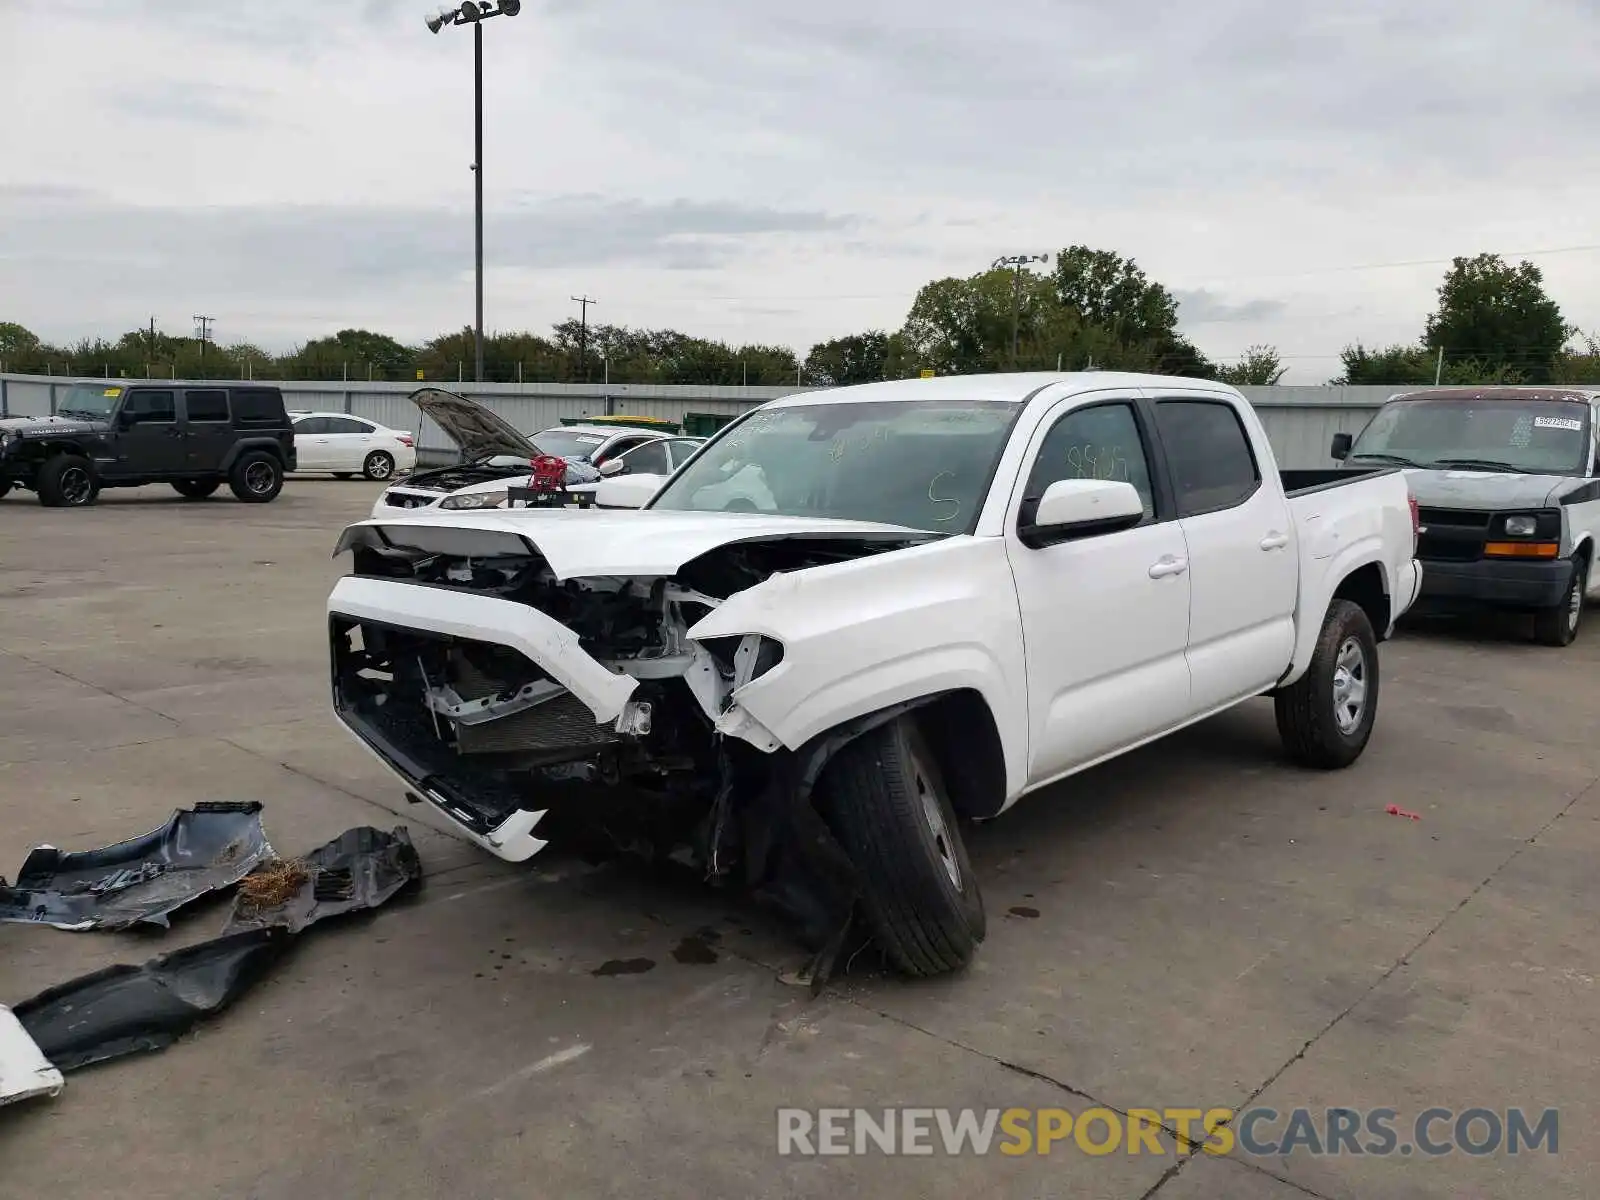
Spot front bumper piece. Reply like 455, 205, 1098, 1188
328, 575, 646, 862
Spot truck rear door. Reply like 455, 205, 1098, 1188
1146, 392, 1297, 711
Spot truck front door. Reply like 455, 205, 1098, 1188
1149, 395, 1297, 711
1005, 393, 1194, 784
107, 389, 187, 476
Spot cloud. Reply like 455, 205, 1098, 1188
4, 0, 1600, 378
1175, 290, 1288, 326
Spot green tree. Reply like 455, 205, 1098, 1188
288, 328, 415, 380
0, 321, 41, 360
1332, 343, 1434, 386
1052, 246, 1179, 345
1560, 333, 1600, 384
1424, 254, 1573, 384
803, 331, 891, 385
1215, 345, 1287, 386
900, 268, 1057, 374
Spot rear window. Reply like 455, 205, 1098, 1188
232, 388, 287, 426
1153, 399, 1262, 516
185, 389, 229, 422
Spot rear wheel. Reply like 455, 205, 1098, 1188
1533, 556, 1586, 647
172, 478, 220, 499
37, 454, 98, 508
1276, 599, 1379, 769
363, 451, 396, 481
816, 716, 986, 977
228, 452, 283, 503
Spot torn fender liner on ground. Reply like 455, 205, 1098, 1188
0, 802, 272, 931
12, 928, 292, 1072
224, 826, 422, 935
0, 1005, 64, 1107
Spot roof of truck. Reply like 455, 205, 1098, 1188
766, 372, 1237, 407
1389, 387, 1600, 403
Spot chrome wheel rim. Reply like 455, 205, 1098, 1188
245, 462, 276, 494
1568, 572, 1583, 632
60, 466, 92, 505
367, 454, 393, 479
912, 751, 962, 891
1331, 637, 1368, 735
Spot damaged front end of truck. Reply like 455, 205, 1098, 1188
328, 516, 939, 981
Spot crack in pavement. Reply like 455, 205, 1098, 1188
1138, 769, 1600, 1199
3, 648, 182, 725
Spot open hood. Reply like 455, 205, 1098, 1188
335, 509, 937, 580
407, 387, 540, 462
1402, 467, 1570, 511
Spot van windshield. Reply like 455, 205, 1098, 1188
1349, 399, 1592, 474
647, 399, 1022, 533
56, 383, 124, 420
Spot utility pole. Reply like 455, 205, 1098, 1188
1433, 345, 1444, 385
992, 254, 1048, 370
571, 295, 595, 380
148, 316, 158, 360
193, 315, 214, 374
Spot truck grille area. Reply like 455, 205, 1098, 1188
454, 693, 619, 755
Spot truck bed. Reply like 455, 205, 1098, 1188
1280, 466, 1397, 498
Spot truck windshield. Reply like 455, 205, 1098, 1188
1349, 399, 1593, 474
648, 399, 1022, 533
56, 383, 124, 420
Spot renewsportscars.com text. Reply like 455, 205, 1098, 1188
776, 1106, 1559, 1158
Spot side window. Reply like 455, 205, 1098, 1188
125, 390, 176, 423
667, 439, 702, 469
1025, 402, 1156, 521
323, 417, 369, 435
620, 440, 669, 475
1153, 400, 1261, 517
233, 388, 287, 426
184, 389, 229, 422
603, 436, 650, 461
294, 416, 330, 435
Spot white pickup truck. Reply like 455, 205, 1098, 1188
327, 373, 1422, 979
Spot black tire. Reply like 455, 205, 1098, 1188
36, 454, 99, 508
362, 451, 396, 481
172, 478, 220, 500
333, 473, 354, 481
0, 481, 10, 499
1533, 555, 1586, 647
228, 451, 283, 503
1276, 599, 1380, 770
816, 716, 986, 977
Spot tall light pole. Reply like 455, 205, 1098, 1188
427, 1, 524, 384
992, 254, 1049, 370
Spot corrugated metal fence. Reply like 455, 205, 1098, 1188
0, 373, 1415, 469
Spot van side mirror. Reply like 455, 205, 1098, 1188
1019, 478, 1145, 548
1330, 432, 1353, 460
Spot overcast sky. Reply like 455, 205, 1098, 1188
3, 0, 1597, 381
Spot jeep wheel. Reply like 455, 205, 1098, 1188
1276, 599, 1380, 769
229, 452, 283, 503
1533, 555, 1587, 647
816, 716, 986, 977
37, 454, 99, 508
362, 451, 396, 481
172, 478, 220, 500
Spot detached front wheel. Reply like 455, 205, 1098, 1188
1276, 599, 1380, 769
816, 716, 986, 977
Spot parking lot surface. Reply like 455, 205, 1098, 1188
2, 480, 1598, 1199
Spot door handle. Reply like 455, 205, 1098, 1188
1148, 556, 1188, 579
1260, 532, 1289, 551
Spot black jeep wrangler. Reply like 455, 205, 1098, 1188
0, 382, 297, 507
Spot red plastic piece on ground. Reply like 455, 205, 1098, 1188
528, 454, 568, 493
1385, 804, 1421, 821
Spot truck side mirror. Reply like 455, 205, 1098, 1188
1018, 479, 1145, 548
1330, 432, 1353, 460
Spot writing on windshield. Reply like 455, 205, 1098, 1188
1349, 399, 1592, 473
648, 399, 1022, 533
